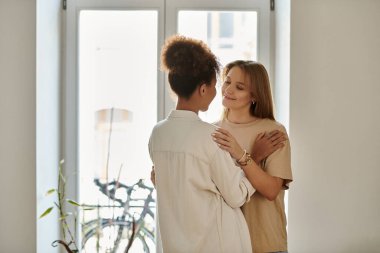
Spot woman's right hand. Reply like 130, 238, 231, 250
252, 130, 287, 163
212, 127, 245, 161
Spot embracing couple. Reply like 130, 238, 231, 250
149, 35, 292, 253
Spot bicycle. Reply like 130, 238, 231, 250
81, 178, 156, 253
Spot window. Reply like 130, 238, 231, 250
178, 10, 259, 123
78, 11, 158, 252
65, 1, 270, 252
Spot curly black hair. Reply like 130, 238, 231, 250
161, 35, 220, 99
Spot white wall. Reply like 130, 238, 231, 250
288, 0, 380, 252
0, 0, 61, 252
0, 0, 37, 252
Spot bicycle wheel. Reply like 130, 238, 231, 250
82, 219, 156, 253
82, 218, 133, 253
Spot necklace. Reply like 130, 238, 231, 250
227, 114, 258, 124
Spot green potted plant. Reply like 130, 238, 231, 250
39, 160, 136, 253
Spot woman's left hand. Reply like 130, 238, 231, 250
212, 128, 245, 160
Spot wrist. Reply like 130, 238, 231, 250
237, 152, 253, 166
236, 149, 247, 163
252, 152, 261, 164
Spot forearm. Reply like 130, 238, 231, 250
240, 162, 283, 201
211, 152, 255, 207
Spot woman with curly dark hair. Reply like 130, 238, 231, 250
148, 35, 255, 253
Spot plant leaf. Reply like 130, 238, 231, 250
67, 199, 80, 206
45, 188, 56, 196
39, 206, 54, 219
58, 212, 73, 220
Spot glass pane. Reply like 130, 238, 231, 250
79, 10, 157, 253
178, 11, 258, 123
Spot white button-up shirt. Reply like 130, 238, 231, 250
149, 110, 255, 253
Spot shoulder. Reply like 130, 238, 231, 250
212, 120, 222, 127
151, 119, 167, 132
259, 118, 288, 133
192, 121, 220, 152
197, 120, 219, 137
186, 121, 221, 160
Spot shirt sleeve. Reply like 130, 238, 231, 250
264, 126, 293, 189
210, 149, 255, 208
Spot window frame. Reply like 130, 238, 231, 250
64, 0, 271, 246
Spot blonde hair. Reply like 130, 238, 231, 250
222, 60, 275, 120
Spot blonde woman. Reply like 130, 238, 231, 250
212, 60, 293, 253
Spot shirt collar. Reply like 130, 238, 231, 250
168, 110, 201, 121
